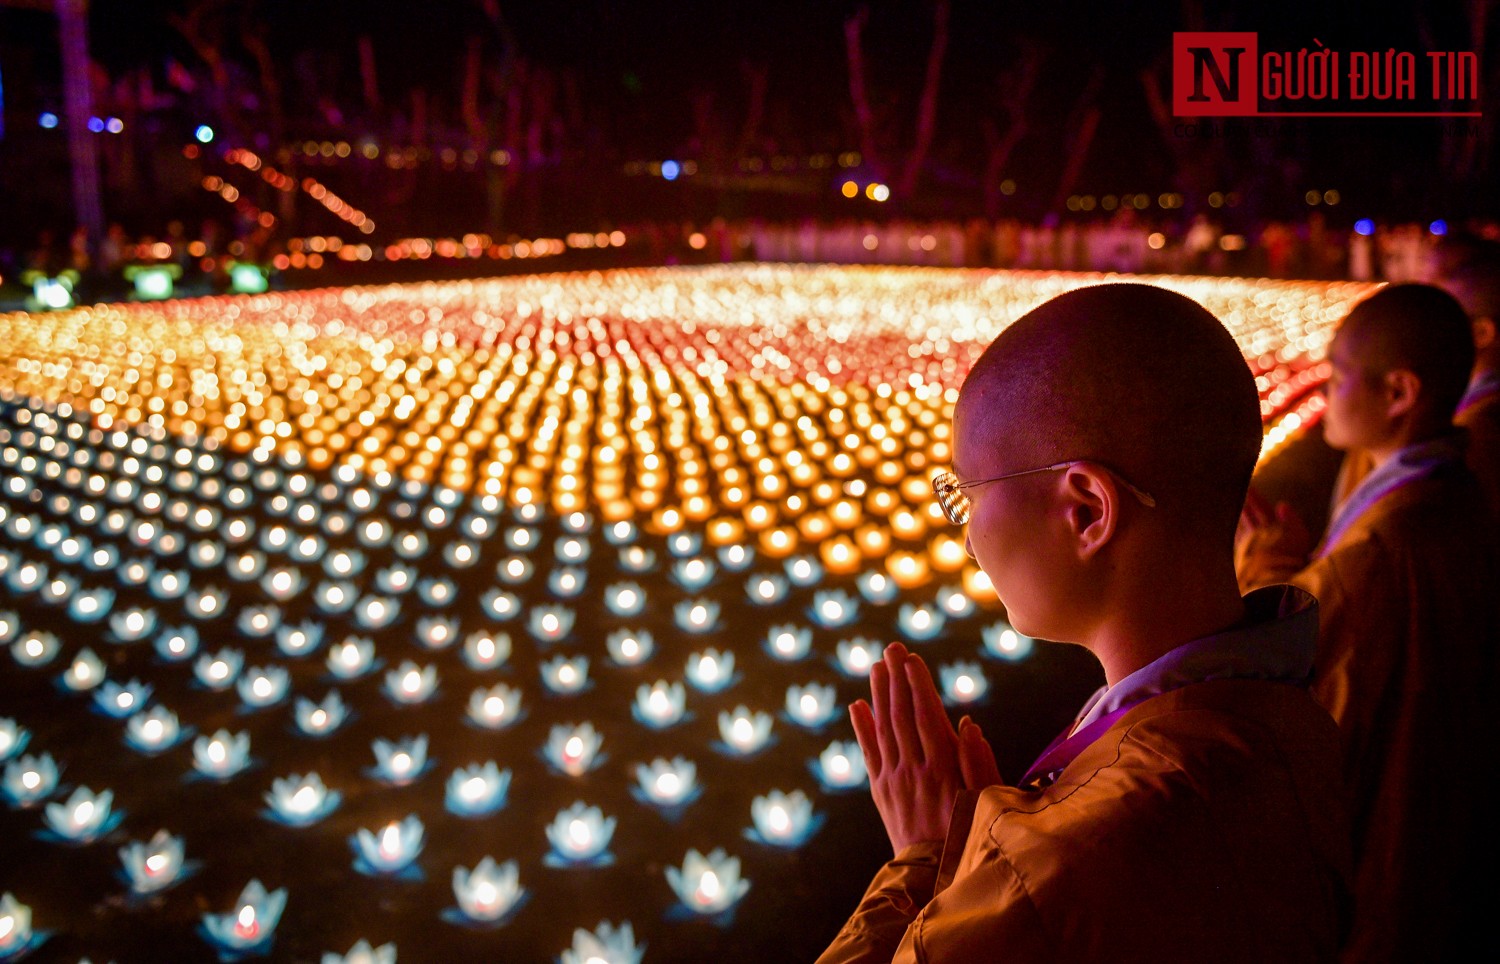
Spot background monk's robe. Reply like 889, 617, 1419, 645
1291, 465, 1500, 964
1457, 390, 1500, 518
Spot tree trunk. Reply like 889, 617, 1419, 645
734, 61, 769, 161
1049, 68, 1105, 212
897, 0, 950, 200
358, 35, 381, 113
843, 6, 883, 178
981, 45, 1043, 217
59, 0, 103, 263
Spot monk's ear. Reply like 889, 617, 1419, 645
1475, 317, 1496, 352
1381, 368, 1422, 419
1059, 464, 1118, 560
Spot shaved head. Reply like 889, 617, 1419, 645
1443, 244, 1500, 323
956, 283, 1262, 545
1339, 283, 1474, 420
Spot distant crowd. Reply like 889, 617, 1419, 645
4, 211, 1495, 304
726, 213, 1478, 282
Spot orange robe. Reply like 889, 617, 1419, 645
819, 678, 1350, 963
1290, 466, 1500, 963
1456, 388, 1500, 518
1330, 387, 1500, 519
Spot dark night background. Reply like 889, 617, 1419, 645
1, 1, 1496, 249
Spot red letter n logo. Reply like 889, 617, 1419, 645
1173, 32, 1259, 116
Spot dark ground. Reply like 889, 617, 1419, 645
0, 398, 1341, 964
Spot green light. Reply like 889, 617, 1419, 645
133, 267, 174, 300
32, 276, 74, 310
229, 263, 269, 294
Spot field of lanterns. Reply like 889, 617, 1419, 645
0, 265, 1375, 962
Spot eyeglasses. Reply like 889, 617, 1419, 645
931, 462, 1157, 526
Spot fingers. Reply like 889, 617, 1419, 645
958, 717, 1003, 789
869, 657, 896, 767
849, 700, 880, 776
884, 643, 923, 764
905, 656, 956, 764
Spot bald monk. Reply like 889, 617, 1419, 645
1237, 283, 1499, 963
1323, 245, 1500, 518
1444, 243, 1500, 516
820, 283, 1350, 963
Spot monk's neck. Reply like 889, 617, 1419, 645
1363, 422, 1450, 471
1087, 573, 1247, 688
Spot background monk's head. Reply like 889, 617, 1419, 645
952, 283, 1260, 678
1438, 240, 1500, 376
1323, 284, 1474, 459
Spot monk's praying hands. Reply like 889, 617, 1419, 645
849, 642, 1000, 855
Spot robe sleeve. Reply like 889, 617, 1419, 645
1291, 533, 1402, 779
815, 841, 943, 964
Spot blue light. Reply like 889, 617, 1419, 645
39, 112, 59, 129
195, 125, 215, 144
87, 116, 104, 133
1429, 219, 1448, 237
1354, 218, 1375, 237
661, 160, 681, 181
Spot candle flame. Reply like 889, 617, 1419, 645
379, 822, 401, 857
235, 904, 258, 939
568, 818, 591, 847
